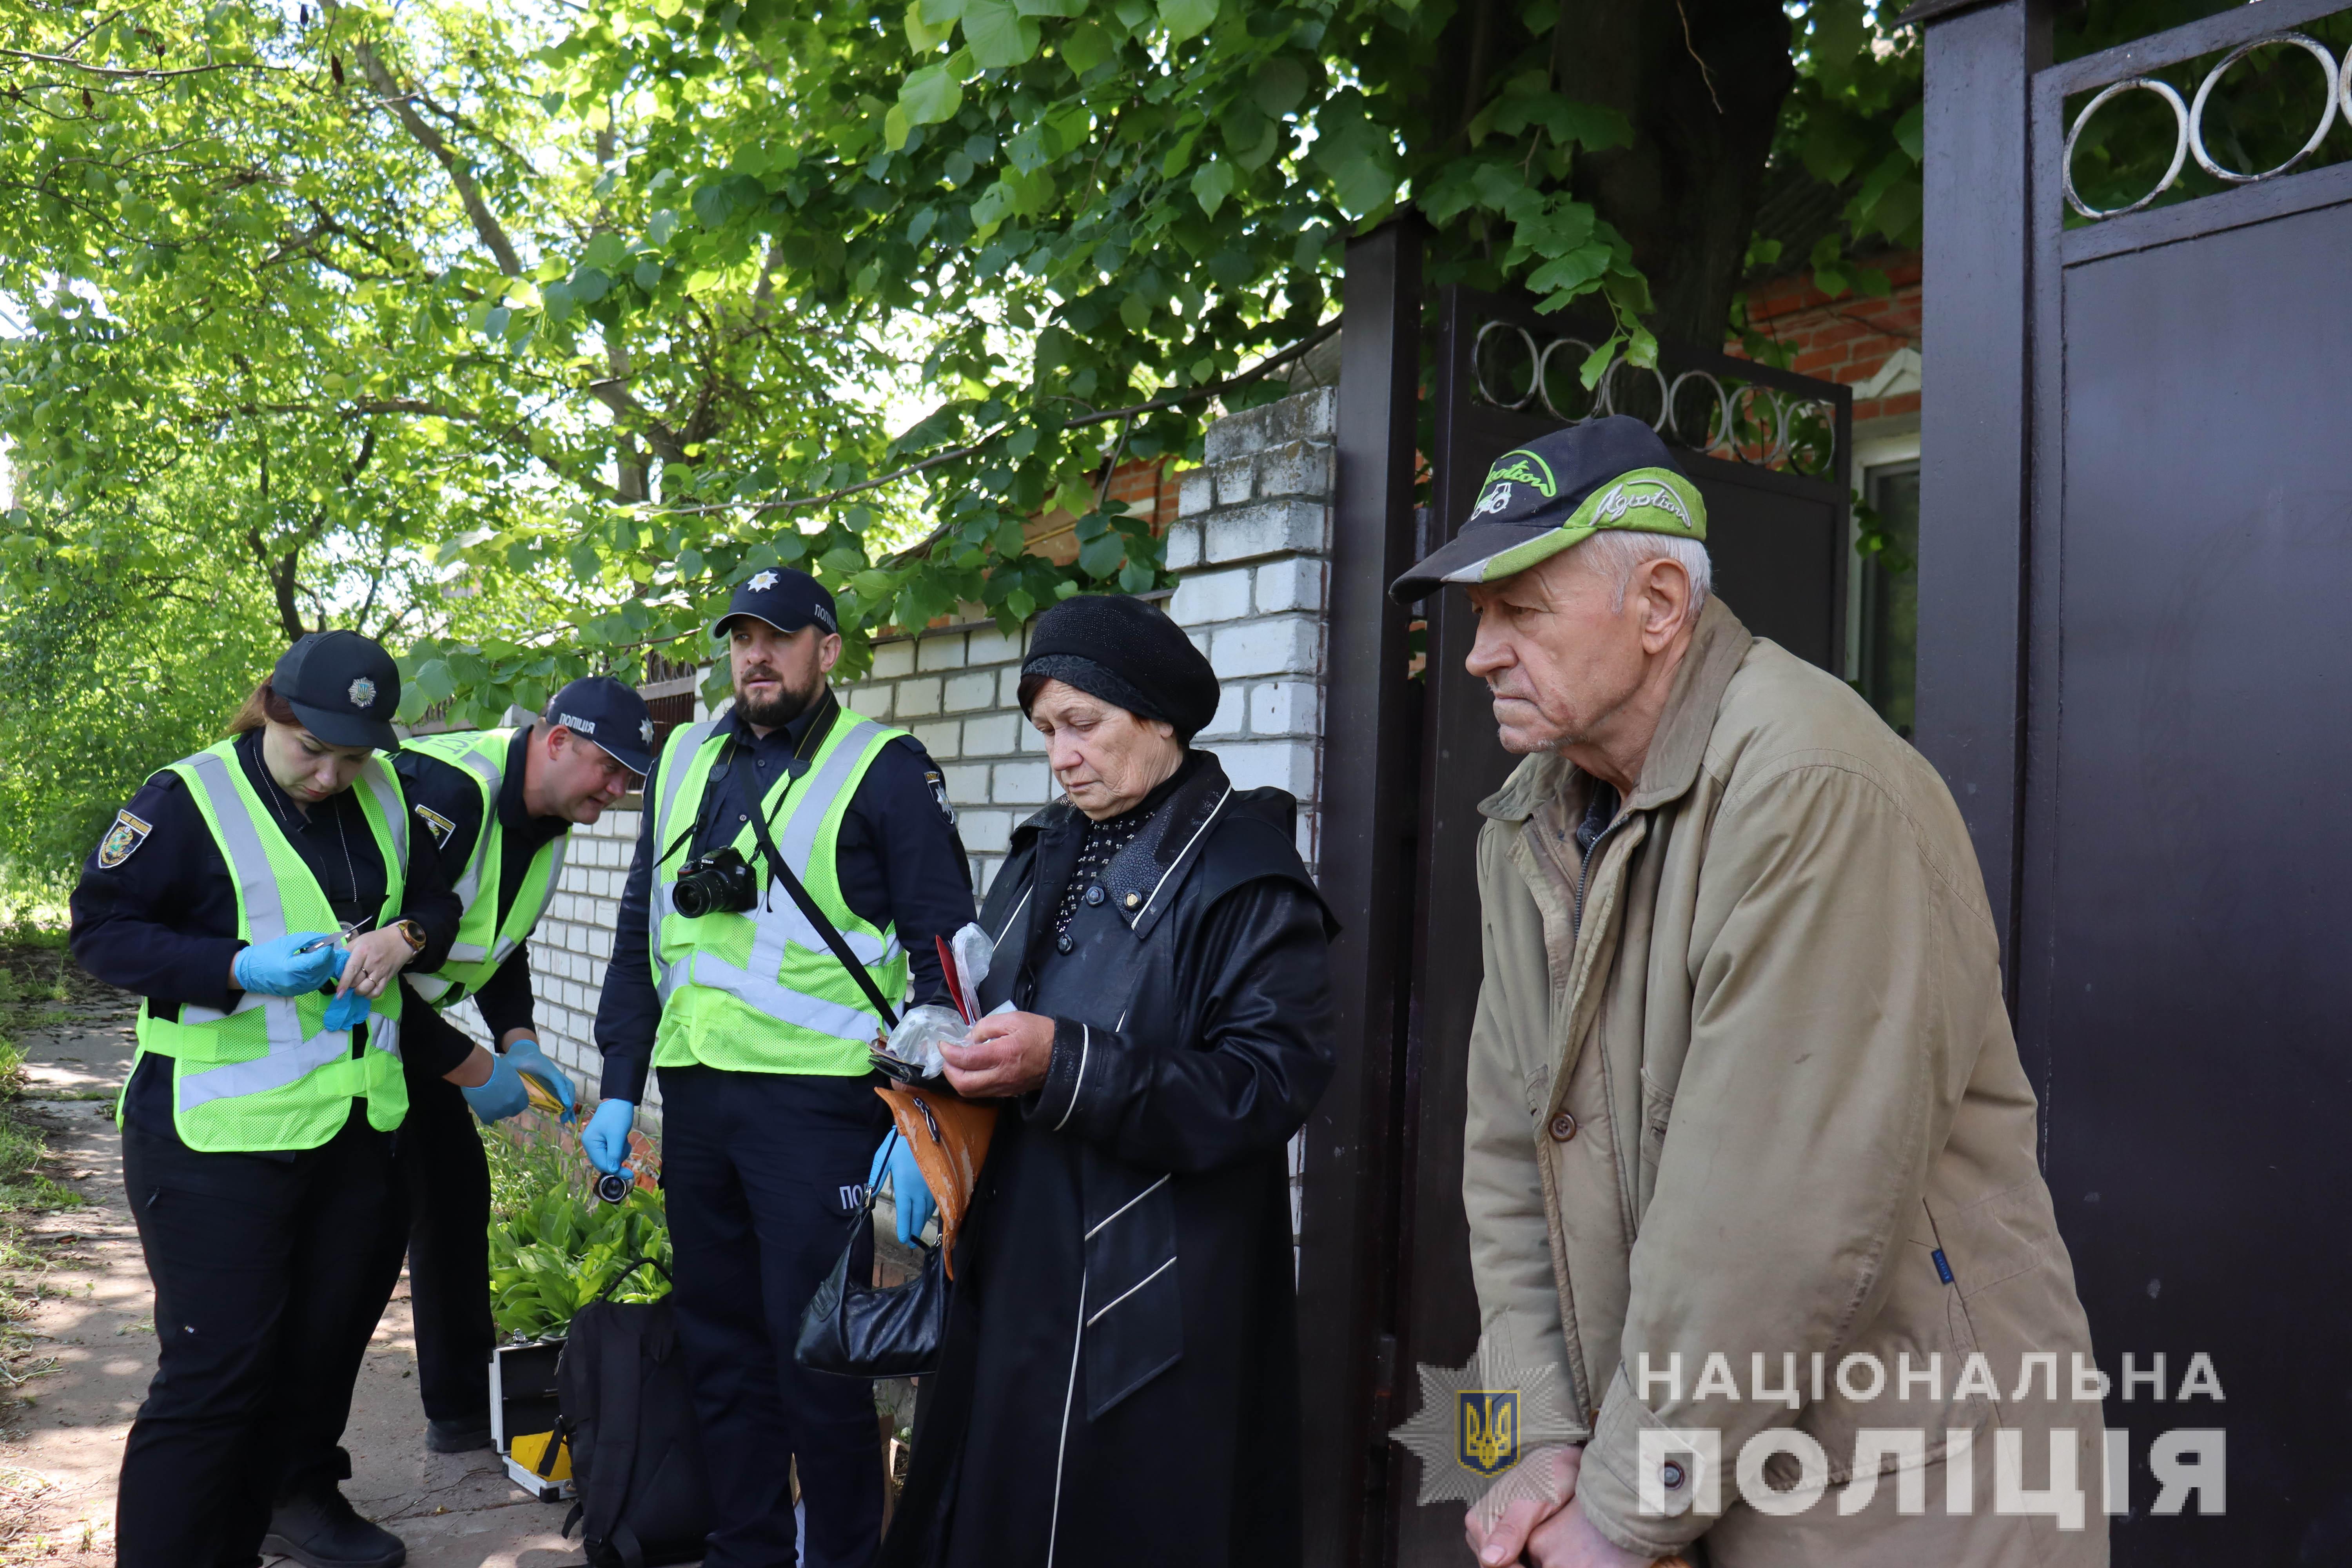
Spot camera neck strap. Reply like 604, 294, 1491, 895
733, 708, 903, 1033
654, 688, 833, 868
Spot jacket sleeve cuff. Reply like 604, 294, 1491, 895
599, 1052, 650, 1104
408, 923, 456, 975
1573, 1364, 1716, 1558
1023, 1016, 1104, 1136
185, 936, 248, 1014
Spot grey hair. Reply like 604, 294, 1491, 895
1572, 528, 1713, 616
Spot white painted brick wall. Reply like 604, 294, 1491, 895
459, 387, 1339, 1166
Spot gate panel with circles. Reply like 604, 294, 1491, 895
1919, 0, 2352, 1562
1432, 284, 1852, 677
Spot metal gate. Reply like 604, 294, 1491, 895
1916, 0, 2352, 1559
1305, 232, 1853, 1566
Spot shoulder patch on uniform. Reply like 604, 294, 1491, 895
414, 804, 456, 851
98, 809, 152, 869
924, 769, 956, 825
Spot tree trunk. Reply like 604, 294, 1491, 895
247, 530, 308, 643
1552, 0, 1793, 346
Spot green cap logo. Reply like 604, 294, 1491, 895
1483, 449, 1557, 498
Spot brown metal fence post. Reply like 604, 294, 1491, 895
1908, 0, 2052, 978
1298, 215, 1423, 1568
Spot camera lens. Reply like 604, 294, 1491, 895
670, 849, 757, 919
595, 1172, 632, 1205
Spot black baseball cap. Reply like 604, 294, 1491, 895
272, 631, 402, 752
707, 565, 839, 641
1389, 416, 1708, 604
545, 675, 655, 776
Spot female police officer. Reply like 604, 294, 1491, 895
70, 630, 534, 1568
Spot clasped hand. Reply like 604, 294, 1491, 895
334, 926, 416, 1001
1466, 1446, 1652, 1568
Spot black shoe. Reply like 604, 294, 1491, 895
425, 1411, 495, 1454
261, 1488, 406, 1568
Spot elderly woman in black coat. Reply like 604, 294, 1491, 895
880, 594, 1336, 1568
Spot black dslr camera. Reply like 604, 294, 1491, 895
671, 845, 759, 918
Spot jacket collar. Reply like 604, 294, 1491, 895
1011, 752, 1234, 949
1479, 596, 1753, 824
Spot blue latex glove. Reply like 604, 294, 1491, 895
868, 1134, 935, 1246
583, 1098, 636, 1175
502, 1038, 578, 1122
321, 986, 371, 1033
232, 932, 343, 997
460, 1051, 530, 1124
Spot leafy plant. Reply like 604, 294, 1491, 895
484, 1113, 669, 1341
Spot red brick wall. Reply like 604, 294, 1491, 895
1021, 455, 1179, 567
1731, 251, 1922, 428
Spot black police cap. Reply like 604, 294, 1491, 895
272, 630, 402, 753
545, 675, 655, 776
708, 565, 838, 641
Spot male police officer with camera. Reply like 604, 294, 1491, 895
588, 566, 971, 1568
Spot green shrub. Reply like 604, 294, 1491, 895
483, 1117, 669, 1342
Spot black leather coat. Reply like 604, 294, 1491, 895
883, 751, 1337, 1568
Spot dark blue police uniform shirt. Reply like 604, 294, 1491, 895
391, 727, 568, 1043
69, 728, 466, 1138
593, 692, 974, 1102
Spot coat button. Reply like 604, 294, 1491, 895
1548, 1112, 1578, 1142
1085, 885, 1106, 906
1055, 933, 1074, 955
1124, 892, 1140, 909
1661, 1460, 1686, 1490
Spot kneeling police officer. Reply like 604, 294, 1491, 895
384, 675, 652, 1454
71, 632, 512, 1568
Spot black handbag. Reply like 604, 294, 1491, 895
795, 1128, 951, 1379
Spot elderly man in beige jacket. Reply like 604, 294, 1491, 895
1390, 418, 2104, 1568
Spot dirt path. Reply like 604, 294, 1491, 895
0, 995, 585, 1566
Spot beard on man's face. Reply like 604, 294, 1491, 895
735, 664, 824, 730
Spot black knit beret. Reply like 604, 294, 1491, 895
1020, 594, 1221, 742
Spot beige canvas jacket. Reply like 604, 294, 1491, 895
1463, 598, 2106, 1565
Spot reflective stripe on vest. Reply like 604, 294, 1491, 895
650, 716, 904, 1045
402, 730, 569, 1005
150, 745, 405, 1124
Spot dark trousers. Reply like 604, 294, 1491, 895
660, 1064, 890, 1568
394, 1004, 495, 1422
117, 1103, 402, 1568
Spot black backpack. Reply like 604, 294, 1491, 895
554, 1260, 712, 1568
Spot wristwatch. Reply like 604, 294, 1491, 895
392, 918, 428, 956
